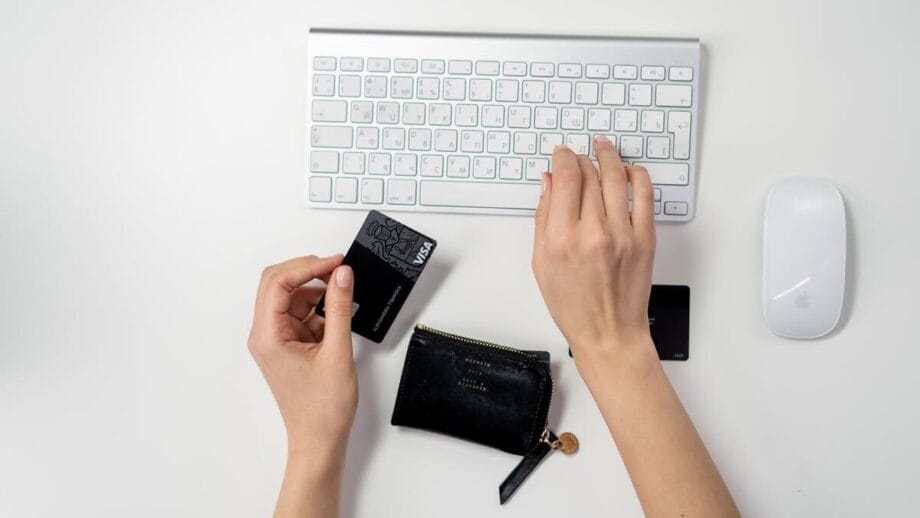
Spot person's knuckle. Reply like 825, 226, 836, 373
326, 299, 353, 317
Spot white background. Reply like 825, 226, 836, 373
2, 1, 919, 516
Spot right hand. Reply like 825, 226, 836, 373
531, 137, 657, 368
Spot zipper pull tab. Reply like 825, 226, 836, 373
498, 430, 579, 504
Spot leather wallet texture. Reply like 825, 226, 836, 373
391, 325, 552, 456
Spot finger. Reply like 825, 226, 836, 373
575, 154, 605, 219
256, 254, 343, 318
533, 172, 552, 252
320, 265, 355, 362
304, 311, 325, 342
625, 165, 656, 237
548, 146, 582, 225
289, 286, 326, 320
594, 135, 629, 225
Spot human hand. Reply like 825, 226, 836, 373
532, 137, 657, 372
248, 254, 357, 460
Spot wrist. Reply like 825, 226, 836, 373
286, 437, 347, 480
571, 331, 659, 385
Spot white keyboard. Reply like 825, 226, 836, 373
306, 29, 700, 221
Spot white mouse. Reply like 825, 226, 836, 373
763, 177, 846, 339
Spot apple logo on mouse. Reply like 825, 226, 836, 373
795, 291, 810, 309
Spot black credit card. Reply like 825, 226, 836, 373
315, 210, 437, 343
569, 285, 690, 361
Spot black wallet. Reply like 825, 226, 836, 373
391, 324, 578, 504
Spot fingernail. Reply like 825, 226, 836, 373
554, 144, 569, 151
335, 265, 353, 288
594, 134, 611, 144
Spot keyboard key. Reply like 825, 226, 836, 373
394, 153, 417, 176
312, 100, 347, 122
633, 162, 689, 185
613, 65, 637, 79
500, 157, 523, 179
549, 81, 572, 103
421, 59, 445, 74
641, 66, 665, 80
443, 78, 466, 100
668, 111, 692, 159
408, 128, 431, 150
361, 178, 384, 204
496, 80, 519, 102
514, 132, 537, 154
368, 153, 391, 175
402, 103, 425, 125
382, 127, 405, 149
460, 130, 484, 152
311, 126, 352, 148
559, 63, 582, 78
309, 176, 332, 201
469, 79, 492, 101
540, 132, 563, 154
340, 57, 363, 71
420, 155, 443, 177
394, 58, 418, 73
534, 107, 558, 129
313, 74, 335, 96
619, 135, 643, 157
376, 102, 399, 124
601, 83, 625, 105
350, 101, 373, 123
419, 180, 541, 209
335, 177, 358, 203
531, 62, 554, 77
507, 106, 531, 128
364, 76, 387, 97
664, 201, 689, 215
585, 64, 610, 79
656, 84, 692, 107
434, 129, 458, 151
429, 103, 452, 126
475, 61, 500, 75
575, 82, 599, 104
343, 152, 365, 173
587, 108, 611, 131
646, 136, 670, 159
525, 158, 549, 180
654, 201, 661, 214
391, 77, 413, 99
366, 57, 390, 72
310, 151, 338, 172
417, 77, 440, 99
313, 56, 336, 71
654, 188, 661, 201
338, 75, 361, 97
486, 131, 511, 153
613, 109, 637, 131
447, 156, 471, 177
560, 107, 584, 130
448, 60, 473, 74
481, 105, 505, 127
387, 179, 416, 204
629, 84, 652, 106
503, 62, 527, 76
641, 110, 665, 132
566, 134, 589, 155
355, 126, 379, 149
455, 105, 479, 126
473, 156, 496, 178
522, 81, 546, 103
669, 67, 693, 81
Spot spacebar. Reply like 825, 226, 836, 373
419, 180, 541, 210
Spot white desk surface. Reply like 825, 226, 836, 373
2, 1, 919, 516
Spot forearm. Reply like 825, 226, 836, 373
275, 443, 346, 518
577, 338, 739, 518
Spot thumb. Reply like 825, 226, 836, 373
322, 265, 355, 357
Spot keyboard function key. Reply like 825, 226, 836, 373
312, 100, 347, 122
311, 125, 353, 148
503, 61, 527, 76
475, 60, 500, 75
387, 179, 417, 204
668, 111, 692, 159
394, 58, 418, 73
366, 57, 391, 72
634, 162, 689, 185
334, 177, 358, 203
310, 151, 338, 173
559, 63, 582, 78
340, 57, 363, 71
313, 56, 336, 71
421, 59, 446, 74
613, 65, 638, 80
531, 62, 554, 77
585, 64, 610, 79
448, 60, 473, 75
669, 67, 693, 81
656, 84, 692, 107
309, 176, 332, 202
361, 178, 384, 204
664, 201, 689, 215
640, 66, 665, 80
